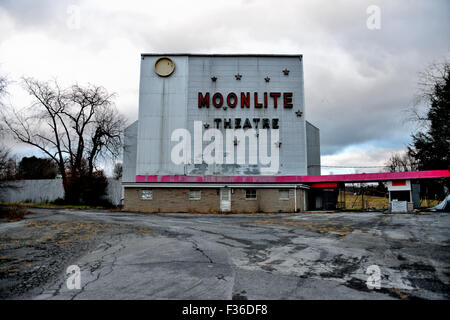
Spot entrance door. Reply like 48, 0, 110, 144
315, 195, 323, 210
220, 188, 231, 212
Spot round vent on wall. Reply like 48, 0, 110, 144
154, 57, 175, 77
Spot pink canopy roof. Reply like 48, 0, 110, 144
135, 170, 450, 184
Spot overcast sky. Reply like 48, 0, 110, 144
0, 0, 449, 174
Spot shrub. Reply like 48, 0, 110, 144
52, 197, 66, 205
0, 205, 28, 222
63, 170, 111, 206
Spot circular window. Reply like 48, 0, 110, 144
154, 57, 175, 77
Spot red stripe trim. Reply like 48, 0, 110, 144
135, 170, 450, 183
392, 180, 406, 186
311, 183, 338, 188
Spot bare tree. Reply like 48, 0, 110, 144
113, 162, 123, 180
385, 152, 417, 172
0, 146, 19, 192
0, 74, 9, 133
1, 78, 126, 202
408, 61, 450, 128
0, 74, 14, 190
0, 75, 7, 100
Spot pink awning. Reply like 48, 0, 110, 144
135, 170, 450, 184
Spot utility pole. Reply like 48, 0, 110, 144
361, 184, 364, 210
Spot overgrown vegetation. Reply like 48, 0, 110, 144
408, 62, 450, 199
1, 77, 126, 206
17, 156, 58, 179
386, 61, 449, 200
0, 201, 112, 210
0, 74, 16, 192
0, 204, 30, 222
340, 192, 439, 210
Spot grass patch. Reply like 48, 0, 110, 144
255, 219, 352, 237
341, 192, 440, 210
0, 201, 109, 210
0, 205, 31, 222
343, 192, 389, 210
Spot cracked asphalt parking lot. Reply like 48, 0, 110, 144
0, 208, 449, 300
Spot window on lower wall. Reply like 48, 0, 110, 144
279, 189, 290, 200
140, 190, 153, 200
189, 190, 201, 200
245, 189, 257, 200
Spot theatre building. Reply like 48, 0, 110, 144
122, 53, 320, 213
121, 53, 450, 213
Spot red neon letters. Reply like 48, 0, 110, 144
198, 92, 293, 109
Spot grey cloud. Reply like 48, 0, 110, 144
0, 0, 448, 159
0, 0, 77, 27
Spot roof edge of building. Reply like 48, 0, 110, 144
141, 53, 303, 58
122, 182, 310, 189
305, 121, 320, 131
131, 170, 450, 184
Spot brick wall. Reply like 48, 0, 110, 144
124, 187, 307, 213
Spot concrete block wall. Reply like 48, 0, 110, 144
124, 188, 218, 213
123, 187, 306, 213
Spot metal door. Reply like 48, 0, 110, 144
315, 195, 322, 210
220, 188, 231, 212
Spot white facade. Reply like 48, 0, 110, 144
124, 54, 320, 182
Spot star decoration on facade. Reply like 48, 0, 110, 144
235, 74, 242, 80
264, 76, 270, 82
211, 76, 217, 82
203, 123, 210, 129
295, 110, 303, 117
275, 141, 282, 148
282, 68, 290, 75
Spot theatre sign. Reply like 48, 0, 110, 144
121, 54, 321, 213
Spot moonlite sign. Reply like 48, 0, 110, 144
197, 92, 297, 130
198, 92, 293, 109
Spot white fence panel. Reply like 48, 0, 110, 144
0, 179, 123, 205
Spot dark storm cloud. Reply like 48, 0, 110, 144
0, 0, 448, 161
295, 0, 449, 155
100, 0, 448, 155
0, 0, 77, 27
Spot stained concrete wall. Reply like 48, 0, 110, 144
123, 120, 138, 183
136, 55, 189, 176
133, 54, 309, 178
0, 179, 123, 205
185, 55, 307, 176
306, 121, 320, 175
